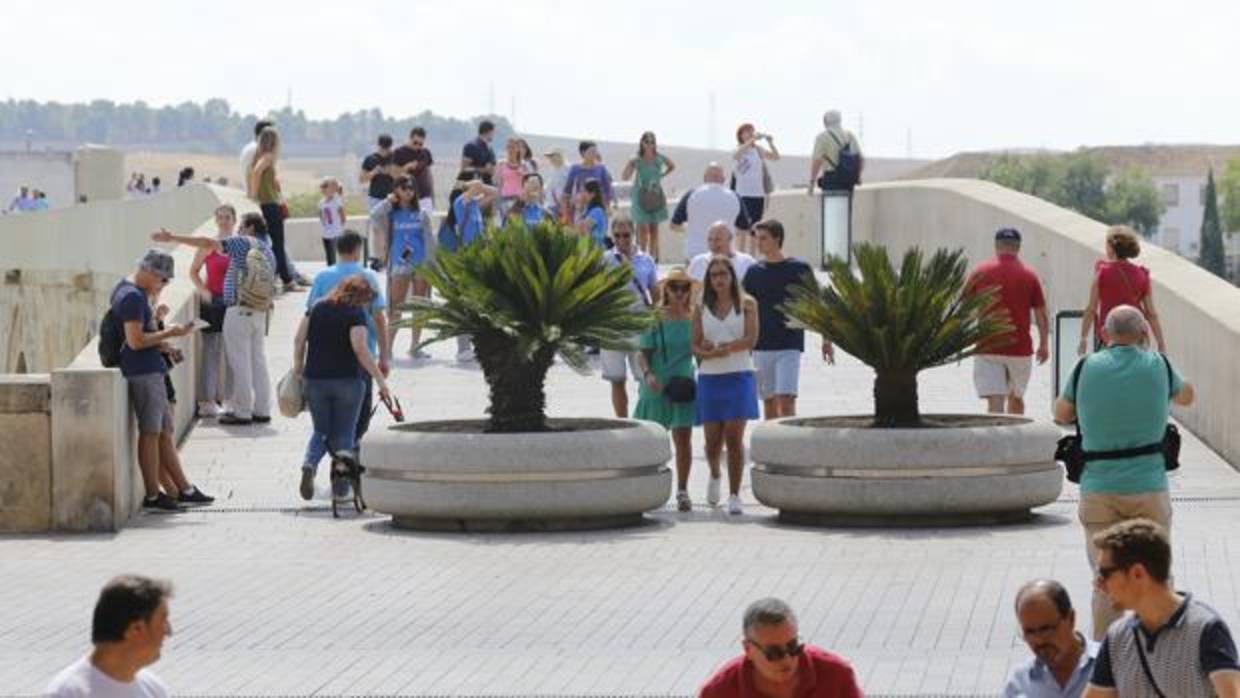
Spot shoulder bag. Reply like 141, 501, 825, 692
637, 158, 667, 213
657, 321, 696, 403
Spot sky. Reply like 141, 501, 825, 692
3, 0, 1239, 159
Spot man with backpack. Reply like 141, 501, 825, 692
808, 110, 863, 194
101, 250, 215, 511
152, 212, 278, 426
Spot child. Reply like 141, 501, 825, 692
574, 178, 609, 247
318, 177, 347, 265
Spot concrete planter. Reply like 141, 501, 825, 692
750, 415, 1063, 526
365, 418, 672, 531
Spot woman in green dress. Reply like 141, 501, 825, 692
622, 131, 675, 262
634, 266, 697, 511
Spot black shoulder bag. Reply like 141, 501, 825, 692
657, 322, 696, 403
1055, 353, 1182, 484
1133, 625, 1169, 698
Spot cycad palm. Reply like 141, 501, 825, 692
404, 219, 653, 433
781, 243, 1012, 427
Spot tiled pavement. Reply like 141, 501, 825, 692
3, 265, 1238, 696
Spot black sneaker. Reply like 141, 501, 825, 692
218, 413, 253, 425
252, 414, 272, 424
143, 493, 185, 512
178, 487, 215, 505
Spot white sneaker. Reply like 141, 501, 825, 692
706, 475, 722, 506
727, 494, 743, 516
676, 490, 692, 512
197, 402, 219, 418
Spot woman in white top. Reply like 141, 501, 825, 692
692, 255, 759, 515
731, 123, 780, 254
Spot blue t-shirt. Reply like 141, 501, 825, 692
742, 258, 815, 351
452, 196, 485, 246
1061, 345, 1184, 495
605, 250, 657, 308
304, 302, 368, 380
220, 236, 276, 307
111, 281, 165, 377
306, 261, 387, 356
523, 203, 550, 227
578, 206, 608, 247
390, 208, 427, 267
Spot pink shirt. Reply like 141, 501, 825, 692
699, 645, 863, 698
498, 161, 525, 197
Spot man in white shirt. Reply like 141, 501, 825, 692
46, 575, 174, 697
670, 163, 748, 263
687, 221, 757, 284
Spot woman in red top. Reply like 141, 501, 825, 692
189, 204, 235, 416
1077, 225, 1166, 354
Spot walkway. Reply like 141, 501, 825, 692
3, 264, 1239, 697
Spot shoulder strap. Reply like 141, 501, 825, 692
1069, 358, 1086, 438
1160, 353, 1173, 399
1133, 626, 1169, 698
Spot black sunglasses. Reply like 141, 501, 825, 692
1097, 564, 1129, 582
667, 284, 691, 293
748, 637, 803, 662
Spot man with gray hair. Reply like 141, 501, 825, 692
1054, 304, 1195, 639
687, 221, 756, 283
1004, 579, 1099, 697
699, 597, 862, 697
808, 110, 863, 194
109, 250, 214, 511
670, 163, 750, 262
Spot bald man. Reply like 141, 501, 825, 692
1055, 304, 1195, 638
687, 221, 757, 283
1004, 580, 1098, 697
669, 163, 750, 262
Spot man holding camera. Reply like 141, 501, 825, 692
1054, 305, 1195, 639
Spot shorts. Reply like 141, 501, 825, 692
738, 197, 766, 230
754, 350, 802, 400
601, 347, 642, 383
389, 259, 425, 278
973, 354, 1033, 398
128, 372, 174, 434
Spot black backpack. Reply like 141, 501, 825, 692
830, 131, 862, 189
97, 283, 129, 368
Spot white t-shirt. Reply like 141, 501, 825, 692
733, 147, 765, 198
688, 251, 756, 283
683, 184, 741, 260
46, 656, 169, 698
319, 194, 346, 238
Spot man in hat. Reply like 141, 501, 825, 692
964, 227, 1049, 415
111, 250, 215, 511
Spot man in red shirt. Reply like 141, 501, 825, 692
699, 598, 863, 698
965, 228, 1049, 415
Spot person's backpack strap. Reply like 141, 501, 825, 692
1160, 352, 1174, 399
1133, 625, 1169, 698
1068, 357, 1086, 440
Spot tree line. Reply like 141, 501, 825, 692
0, 98, 512, 155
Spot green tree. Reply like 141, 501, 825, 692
1199, 169, 1226, 277
404, 220, 653, 433
1058, 152, 1109, 221
1105, 167, 1164, 237
1218, 158, 1240, 233
780, 244, 1012, 427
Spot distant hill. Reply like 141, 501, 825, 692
905, 144, 1240, 180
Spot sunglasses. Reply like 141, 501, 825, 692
1096, 564, 1129, 582
614, 232, 633, 239
748, 637, 804, 662
667, 284, 690, 293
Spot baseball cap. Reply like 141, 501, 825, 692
543, 147, 564, 158
138, 248, 175, 281
994, 227, 1022, 243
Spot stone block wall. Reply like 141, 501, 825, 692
0, 375, 52, 532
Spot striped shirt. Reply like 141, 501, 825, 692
220, 236, 276, 307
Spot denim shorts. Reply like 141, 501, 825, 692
754, 350, 802, 400
128, 372, 174, 434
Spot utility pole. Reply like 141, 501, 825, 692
708, 92, 718, 150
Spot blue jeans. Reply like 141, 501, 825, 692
303, 375, 373, 472
303, 377, 365, 473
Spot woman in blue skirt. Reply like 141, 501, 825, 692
692, 255, 759, 515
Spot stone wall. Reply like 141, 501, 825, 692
0, 375, 52, 532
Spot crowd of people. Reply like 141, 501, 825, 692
76, 110, 1240, 697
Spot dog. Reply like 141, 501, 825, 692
329, 449, 367, 518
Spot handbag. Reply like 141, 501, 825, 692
199, 299, 226, 333
1055, 352, 1180, 484
638, 182, 666, 213
276, 369, 304, 418
657, 322, 696, 403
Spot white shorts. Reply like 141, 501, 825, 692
419, 197, 434, 215
601, 348, 642, 384
973, 354, 1033, 398
754, 350, 802, 400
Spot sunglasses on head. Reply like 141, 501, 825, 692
748, 637, 804, 662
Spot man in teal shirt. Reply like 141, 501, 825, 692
1054, 305, 1194, 640
298, 230, 390, 499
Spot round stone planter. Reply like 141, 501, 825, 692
750, 415, 1063, 526
364, 418, 672, 532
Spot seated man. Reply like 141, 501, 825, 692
700, 597, 862, 698
1004, 579, 1098, 697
